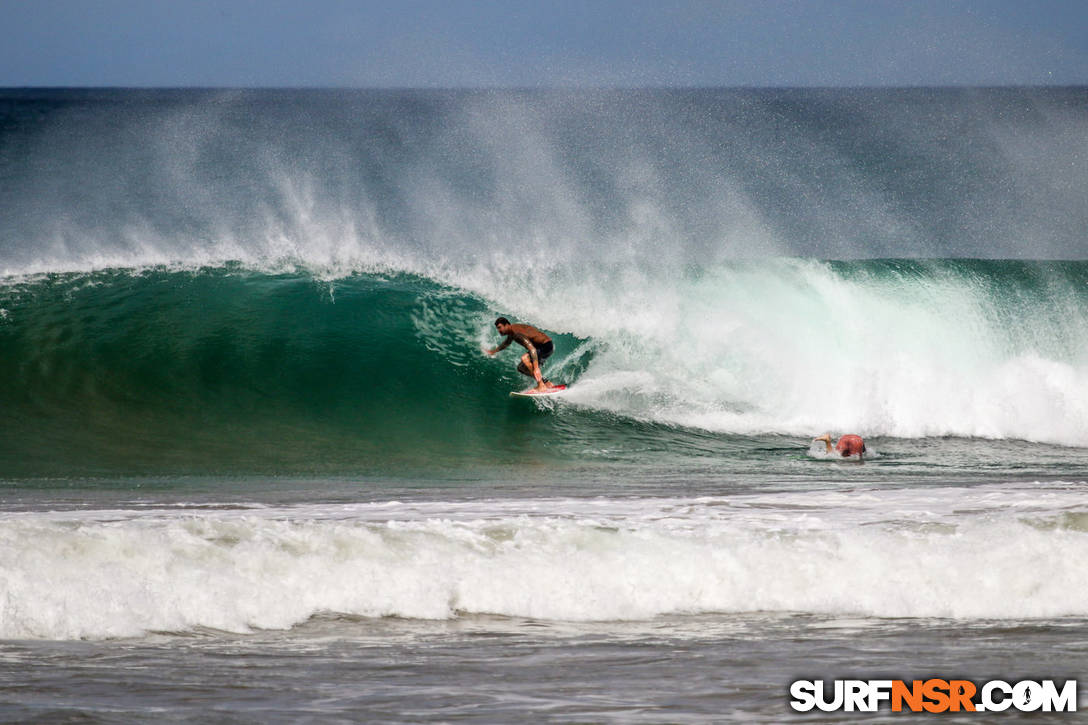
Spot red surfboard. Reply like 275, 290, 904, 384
509, 384, 568, 398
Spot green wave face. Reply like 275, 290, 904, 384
0, 269, 581, 476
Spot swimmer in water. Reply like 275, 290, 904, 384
814, 433, 866, 460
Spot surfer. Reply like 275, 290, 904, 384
814, 433, 866, 460
487, 317, 555, 392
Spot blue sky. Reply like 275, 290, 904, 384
2, 0, 1087, 87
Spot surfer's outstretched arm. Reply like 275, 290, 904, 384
814, 433, 833, 453
487, 336, 512, 355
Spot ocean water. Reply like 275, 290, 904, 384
1, 88, 1087, 722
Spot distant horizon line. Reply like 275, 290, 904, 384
2, 83, 1087, 92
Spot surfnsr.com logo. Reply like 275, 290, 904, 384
790, 679, 1077, 713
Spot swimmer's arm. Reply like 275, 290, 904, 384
814, 433, 833, 453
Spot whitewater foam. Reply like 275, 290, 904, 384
541, 260, 1088, 446
2, 485, 1086, 640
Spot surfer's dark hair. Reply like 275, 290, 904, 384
495, 317, 510, 326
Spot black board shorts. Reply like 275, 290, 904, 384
534, 341, 554, 361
